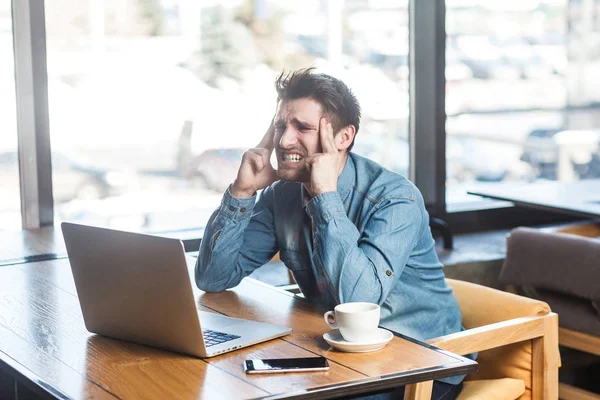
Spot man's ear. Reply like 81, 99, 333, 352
336, 125, 356, 151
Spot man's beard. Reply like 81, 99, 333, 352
277, 164, 311, 183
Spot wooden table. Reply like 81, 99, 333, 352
0, 255, 477, 400
0, 226, 67, 266
0, 227, 201, 267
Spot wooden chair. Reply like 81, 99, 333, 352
558, 328, 600, 400
500, 224, 600, 400
553, 222, 600, 399
405, 279, 561, 400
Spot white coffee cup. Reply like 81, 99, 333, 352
323, 302, 380, 342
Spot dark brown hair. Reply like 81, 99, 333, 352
275, 68, 361, 150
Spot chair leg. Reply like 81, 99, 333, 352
404, 380, 433, 400
532, 313, 560, 400
558, 327, 600, 400
559, 383, 600, 400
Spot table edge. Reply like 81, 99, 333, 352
467, 190, 600, 219
0, 349, 80, 400
256, 359, 478, 400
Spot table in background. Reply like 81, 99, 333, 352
0, 252, 477, 400
468, 179, 600, 219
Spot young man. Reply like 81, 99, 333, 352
196, 68, 466, 399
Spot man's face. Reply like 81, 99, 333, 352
273, 98, 325, 183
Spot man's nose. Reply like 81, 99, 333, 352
278, 128, 298, 148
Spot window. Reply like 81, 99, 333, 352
45, 0, 409, 233
0, 3, 20, 231
445, 0, 600, 210
19, 1, 588, 233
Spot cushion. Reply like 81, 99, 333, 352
465, 343, 533, 400
529, 288, 600, 337
501, 227, 600, 302
457, 378, 526, 400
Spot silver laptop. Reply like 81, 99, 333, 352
61, 222, 291, 357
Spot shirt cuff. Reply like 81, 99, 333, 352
305, 191, 347, 225
219, 186, 256, 221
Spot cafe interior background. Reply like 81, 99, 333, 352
1, 0, 599, 397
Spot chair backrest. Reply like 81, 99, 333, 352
447, 279, 551, 400
501, 227, 600, 337
448, 278, 550, 328
501, 227, 600, 302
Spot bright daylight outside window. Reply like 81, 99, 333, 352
44, 0, 409, 233
445, 0, 600, 209
0, 3, 20, 231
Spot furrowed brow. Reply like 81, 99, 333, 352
291, 118, 316, 129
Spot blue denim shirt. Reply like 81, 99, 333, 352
196, 153, 467, 384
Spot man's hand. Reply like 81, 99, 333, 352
230, 122, 278, 198
305, 118, 343, 196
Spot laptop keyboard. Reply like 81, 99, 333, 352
202, 329, 241, 348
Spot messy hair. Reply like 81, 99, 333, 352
274, 68, 361, 151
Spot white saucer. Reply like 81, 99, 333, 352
323, 328, 394, 353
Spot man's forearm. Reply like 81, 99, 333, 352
306, 192, 385, 304
306, 192, 421, 305
195, 191, 257, 292
312, 216, 385, 304
196, 213, 247, 292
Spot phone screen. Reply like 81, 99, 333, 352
244, 357, 330, 374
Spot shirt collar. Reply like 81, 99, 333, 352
336, 153, 354, 202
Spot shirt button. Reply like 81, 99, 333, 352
240, 207, 247, 213
386, 270, 393, 276
228, 205, 236, 212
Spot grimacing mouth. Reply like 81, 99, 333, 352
278, 150, 306, 164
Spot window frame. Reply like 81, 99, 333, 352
10, 0, 575, 234
12, 0, 54, 229
410, 0, 576, 234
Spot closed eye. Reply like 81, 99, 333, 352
298, 124, 316, 132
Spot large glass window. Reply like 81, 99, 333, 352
0, 2, 20, 231
45, 0, 409, 233
445, 0, 600, 209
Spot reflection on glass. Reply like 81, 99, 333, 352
445, 0, 600, 208
0, 3, 20, 231
45, 0, 409, 233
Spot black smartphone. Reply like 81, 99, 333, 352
244, 357, 329, 374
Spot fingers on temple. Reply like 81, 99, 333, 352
244, 150, 266, 171
258, 122, 276, 150
319, 118, 336, 153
